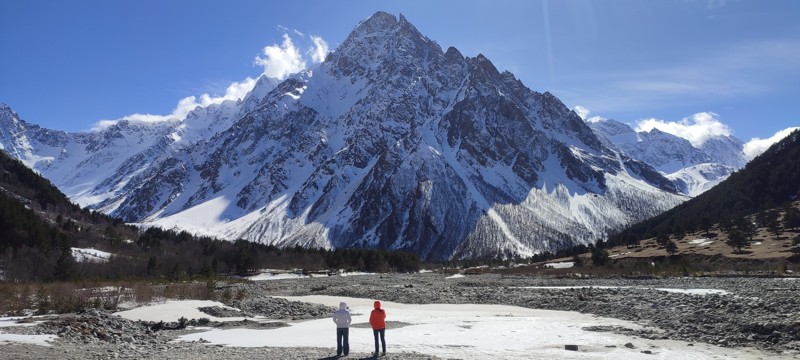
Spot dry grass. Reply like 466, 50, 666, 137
610, 227, 797, 260
0, 279, 226, 316
502, 226, 800, 278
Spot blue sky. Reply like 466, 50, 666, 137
1, 0, 798, 146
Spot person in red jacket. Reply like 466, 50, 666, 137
369, 300, 386, 356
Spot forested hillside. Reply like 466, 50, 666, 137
0, 150, 419, 282
613, 129, 800, 242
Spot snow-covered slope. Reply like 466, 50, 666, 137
0, 12, 686, 260
0, 75, 280, 209
667, 163, 736, 197
589, 118, 746, 196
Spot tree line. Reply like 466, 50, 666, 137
610, 129, 800, 244
0, 150, 420, 282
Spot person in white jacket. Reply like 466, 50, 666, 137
332, 301, 352, 356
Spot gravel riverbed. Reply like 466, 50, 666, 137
1, 273, 798, 359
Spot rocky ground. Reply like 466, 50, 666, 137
1, 273, 799, 359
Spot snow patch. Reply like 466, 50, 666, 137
0, 333, 57, 347
689, 238, 714, 247
544, 262, 574, 269
115, 300, 257, 323
71, 247, 113, 263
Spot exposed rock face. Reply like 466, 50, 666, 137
0, 12, 685, 259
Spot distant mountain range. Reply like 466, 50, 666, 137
616, 128, 800, 240
0, 12, 706, 260
588, 118, 746, 196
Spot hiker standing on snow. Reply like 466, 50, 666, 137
369, 300, 387, 356
332, 301, 352, 356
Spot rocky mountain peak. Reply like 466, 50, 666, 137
444, 46, 464, 63
337, 11, 438, 67
355, 11, 398, 32
469, 54, 501, 80
0, 12, 688, 260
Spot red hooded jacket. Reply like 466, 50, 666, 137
369, 300, 386, 329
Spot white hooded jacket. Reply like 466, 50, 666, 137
332, 301, 352, 328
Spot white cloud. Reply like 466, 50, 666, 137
635, 112, 733, 147
309, 35, 329, 63
743, 126, 800, 161
92, 77, 259, 131
572, 105, 607, 123
94, 32, 327, 131
255, 34, 306, 80
573, 105, 590, 120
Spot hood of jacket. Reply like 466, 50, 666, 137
339, 302, 348, 310
374, 300, 381, 309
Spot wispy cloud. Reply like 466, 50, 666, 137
694, 0, 730, 10
635, 112, 733, 147
308, 35, 329, 63
573, 105, 590, 120
573, 106, 607, 123
562, 39, 800, 114
91, 77, 259, 131
743, 126, 800, 160
94, 32, 327, 130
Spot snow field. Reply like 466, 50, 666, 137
110, 295, 785, 359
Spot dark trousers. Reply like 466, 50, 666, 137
336, 328, 349, 356
372, 328, 386, 354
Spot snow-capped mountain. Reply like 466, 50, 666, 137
0, 12, 687, 259
588, 118, 746, 196
0, 75, 280, 208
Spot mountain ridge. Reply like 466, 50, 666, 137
0, 12, 686, 259
613, 128, 800, 241
588, 117, 746, 196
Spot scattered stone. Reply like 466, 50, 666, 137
2, 273, 800, 358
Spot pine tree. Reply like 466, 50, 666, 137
53, 246, 75, 281
782, 207, 800, 231
700, 217, 712, 236
572, 253, 583, 267
765, 210, 783, 239
590, 246, 609, 266
656, 233, 670, 247
736, 216, 757, 242
665, 240, 678, 256
726, 229, 748, 253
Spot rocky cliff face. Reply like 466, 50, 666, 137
0, 12, 686, 259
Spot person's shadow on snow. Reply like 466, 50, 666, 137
317, 355, 385, 360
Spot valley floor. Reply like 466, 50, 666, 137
1, 273, 799, 359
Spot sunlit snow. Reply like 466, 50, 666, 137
0, 333, 57, 347
121, 295, 783, 359
71, 247, 113, 263
689, 238, 714, 247
544, 261, 575, 269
